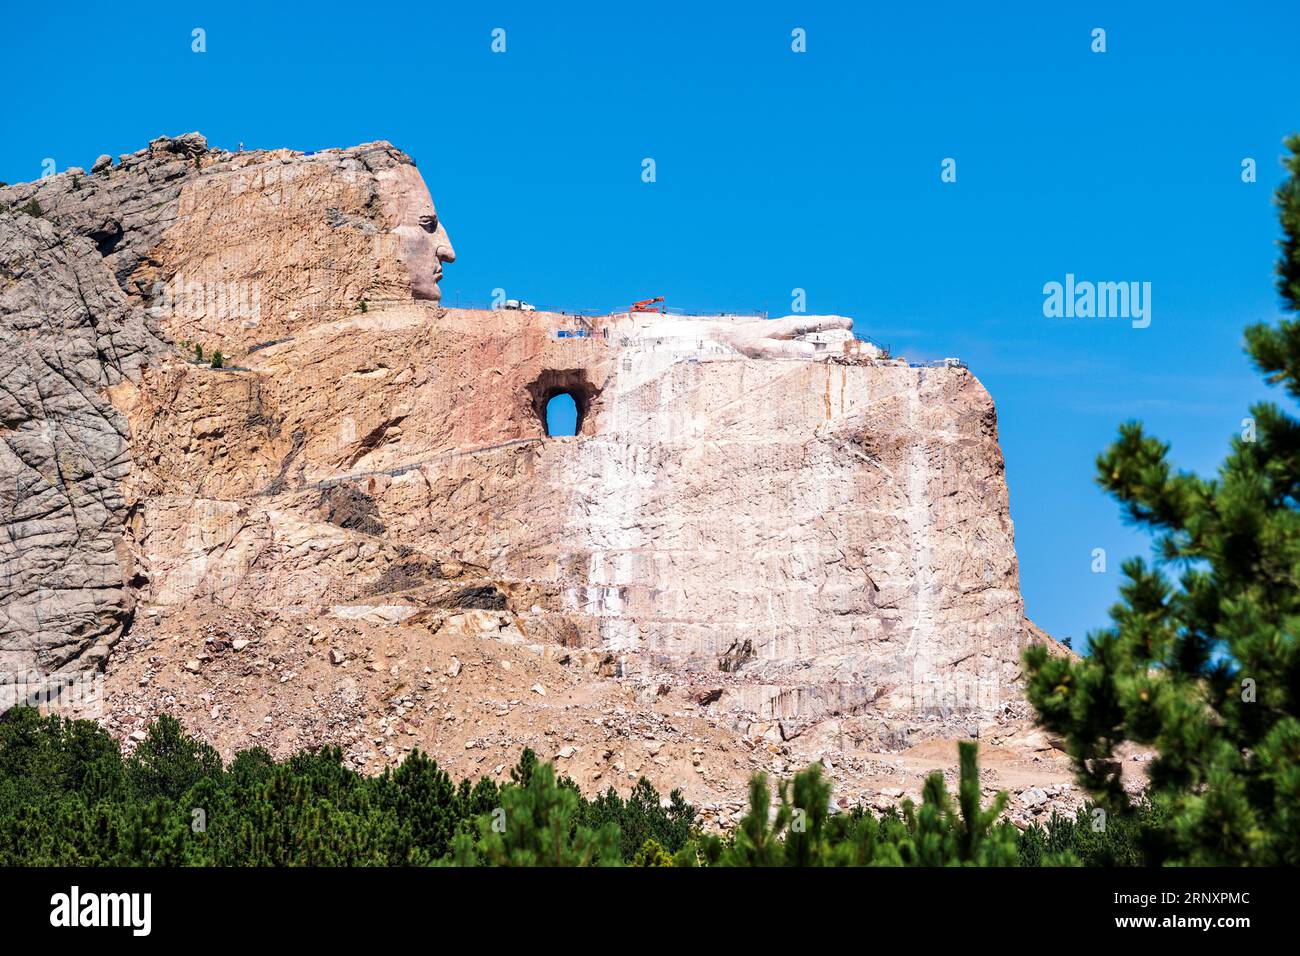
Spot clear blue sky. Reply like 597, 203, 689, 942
3, 1, 1296, 648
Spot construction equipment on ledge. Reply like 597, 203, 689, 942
630, 296, 665, 313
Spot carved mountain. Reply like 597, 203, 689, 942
1, 135, 1080, 822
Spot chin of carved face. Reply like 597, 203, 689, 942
376, 165, 456, 303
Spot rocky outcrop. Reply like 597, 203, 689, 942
0, 207, 163, 677
4, 134, 1048, 790
0, 134, 452, 685
104, 301, 1029, 726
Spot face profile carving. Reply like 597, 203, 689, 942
376, 164, 455, 302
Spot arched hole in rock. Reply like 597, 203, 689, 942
545, 393, 578, 436
527, 369, 597, 437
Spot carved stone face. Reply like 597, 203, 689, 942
376, 164, 455, 302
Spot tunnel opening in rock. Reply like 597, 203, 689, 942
527, 369, 597, 436
545, 392, 578, 436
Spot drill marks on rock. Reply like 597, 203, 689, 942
548, 354, 951, 706
903, 371, 939, 695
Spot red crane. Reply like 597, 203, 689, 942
630, 296, 665, 314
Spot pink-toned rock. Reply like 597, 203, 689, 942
4, 134, 1044, 759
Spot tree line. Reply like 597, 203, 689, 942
0, 710, 1160, 866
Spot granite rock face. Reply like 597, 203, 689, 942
0, 135, 450, 686
0, 208, 163, 677
2, 134, 1045, 747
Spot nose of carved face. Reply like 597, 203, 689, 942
430, 220, 455, 266
428, 220, 455, 288
406, 214, 455, 301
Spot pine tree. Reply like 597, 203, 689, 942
509, 746, 538, 787
580, 776, 697, 862
716, 743, 1016, 866
127, 715, 221, 802
722, 771, 790, 866
1024, 135, 1300, 866
373, 749, 458, 862
871, 742, 1019, 867
467, 763, 621, 866
630, 838, 675, 866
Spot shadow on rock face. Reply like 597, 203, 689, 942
318, 483, 385, 535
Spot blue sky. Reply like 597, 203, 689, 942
3, 1, 1296, 648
